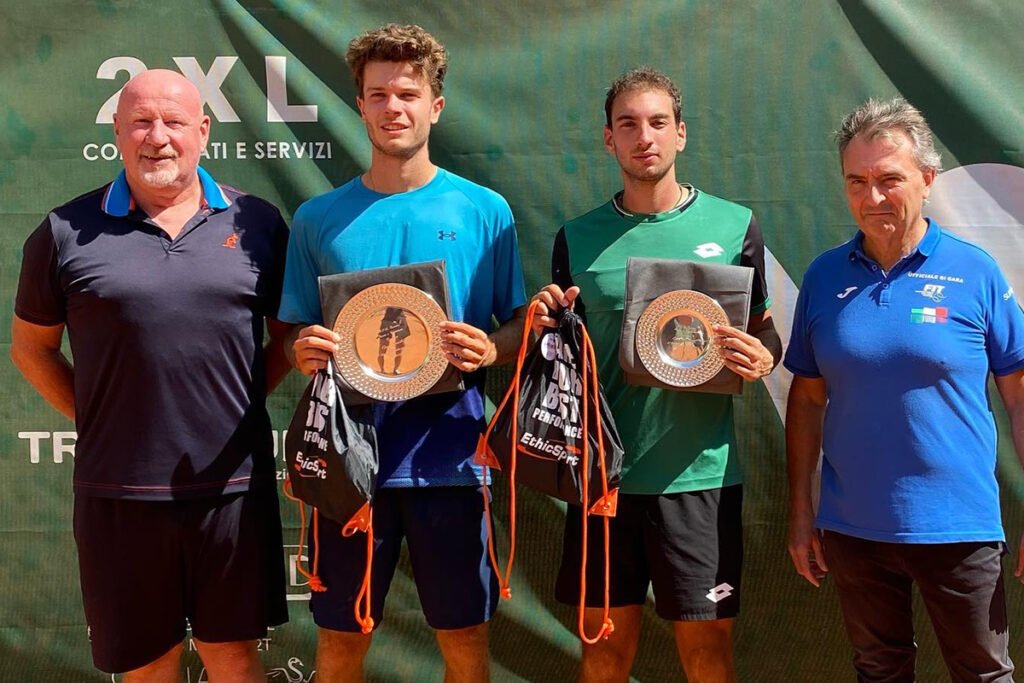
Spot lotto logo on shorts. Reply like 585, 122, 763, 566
705, 583, 734, 603
910, 307, 948, 324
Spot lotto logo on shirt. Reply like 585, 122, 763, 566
910, 307, 948, 324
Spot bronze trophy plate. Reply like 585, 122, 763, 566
332, 283, 448, 401
635, 290, 729, 388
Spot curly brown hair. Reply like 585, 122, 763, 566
345, 24, 448, 97
604, 66, 682, 126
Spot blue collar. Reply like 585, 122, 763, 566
849, 218, 941, 264
101, 166, 231, 216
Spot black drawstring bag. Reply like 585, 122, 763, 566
283, 362, 378, 633
475, 301, 624, 642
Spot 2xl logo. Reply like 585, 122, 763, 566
94, 56, 317, 124
84, 56, 333, 162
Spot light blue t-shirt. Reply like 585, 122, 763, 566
279, 168, 526, 487
784, 220, 1024, 543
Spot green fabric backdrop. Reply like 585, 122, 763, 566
1, 1, 1022, 680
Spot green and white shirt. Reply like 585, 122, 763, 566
552, 187, 770, 495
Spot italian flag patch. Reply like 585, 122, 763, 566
910, 307, 948, 324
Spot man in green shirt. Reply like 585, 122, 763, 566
533, 67, 781, 683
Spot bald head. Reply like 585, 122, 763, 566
113, 69, 210, 200
117, 69, 203, 119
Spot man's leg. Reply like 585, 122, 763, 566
121, 643, 182, 683
73, 495, 188, 676
402, 486, 500, 682
310, 489, 403, 682
555, 495, 650, 683
579, 606, 643, 683
647, 487, 743, 683
436, 622, 490, 683
316, 628, 374, 683
673, 619, 736, 683
187, 488, 288, 682
192, 640, 262, 683
824, 531, 916, 682
909, 542, 1014, 683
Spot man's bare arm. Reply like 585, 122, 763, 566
786, 374, 829, 586
10, 316, 75, 420
264, 318, 294, 392
994, 368, 1024, 582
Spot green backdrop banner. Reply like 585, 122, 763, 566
1, 1, 1022, 681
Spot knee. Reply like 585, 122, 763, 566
192, 639, 261, 679
123, 643, 184, 683
676, 621, 735, 672
436, 622, 490, 654
317, 628, 372, 664
581, 638, 637, 682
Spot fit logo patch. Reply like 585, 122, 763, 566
438, 230, 457, 241
836, 286, 858, 299
916, 283, 946, 302
222, 233, 239, 249
1005, 286, 1015, 301
911, 307, 948, 324
705, 583, 734, 603
693, 242, 724, 258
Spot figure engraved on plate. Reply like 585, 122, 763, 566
334, 283, 449, 401
355, 306, 429, 379
661, 314, 710, 363
376, 307, 412, 374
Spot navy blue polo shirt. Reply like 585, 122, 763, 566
785, 220, 1024, 542
15, 167, 289, 500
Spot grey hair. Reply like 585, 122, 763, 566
835, 97, 943, 173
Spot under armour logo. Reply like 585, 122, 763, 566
706, 583, 734, 603
222, 233, 239, 249
693, 242, 724, 258
836, 286, 858, 299
438, 230, 457, 241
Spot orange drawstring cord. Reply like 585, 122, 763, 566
577, 326, 614, 643
342, 503, 375, 634
478, 300, 542, 601
282, 479, 327, 592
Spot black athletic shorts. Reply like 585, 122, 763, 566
73, 486, 288, 674
310, 486, 499, 632
555, 485, 743, 621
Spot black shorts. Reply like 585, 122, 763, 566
310, 486, 499, 632
555, 485, 743, 621
73, 487, 288, 674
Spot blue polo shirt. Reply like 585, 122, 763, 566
785, 220, 1024, 543
278, 168, 526, 488
15, 167, 289, 500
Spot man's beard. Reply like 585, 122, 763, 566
138, 146, 183, 187
141, 165, 181, 187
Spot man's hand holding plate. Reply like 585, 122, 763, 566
713, 324, 774, 381
440, 321, 496, 372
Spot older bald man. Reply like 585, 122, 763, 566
11, 69, 290, 681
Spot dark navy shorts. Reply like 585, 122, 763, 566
73, 487, 288, 674
556, 485, 743, 621
310, 485, 498, 632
